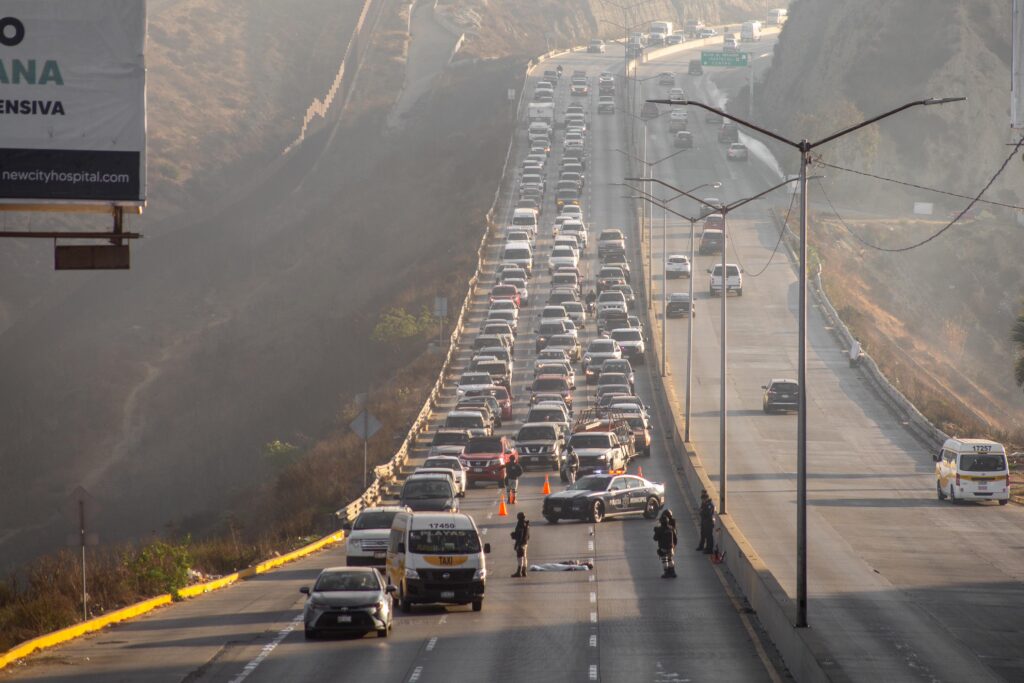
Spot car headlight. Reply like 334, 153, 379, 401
405, 568, 420, 580
310, 596, 329, 608
473, 567, 487, 580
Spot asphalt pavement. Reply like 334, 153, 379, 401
5, 42, 777, 683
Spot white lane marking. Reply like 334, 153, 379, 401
590, 611, 598, 623
438, 615, 448, 625
487, 512, 494, 519
228, 614, 302, 683
481, 528, 489, 535
587, 540, 595, 552
589, 575, 595, 583
590, 591, 597, 603
589, 664, 599, 680
409, 666, 424, 682
426, 636, 437, 651
590, 634, 598, 647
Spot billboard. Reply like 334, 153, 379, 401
0, 0, 146, 204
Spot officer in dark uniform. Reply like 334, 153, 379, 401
696, 489, 715, 553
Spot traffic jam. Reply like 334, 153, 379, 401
300, 62, 670, 639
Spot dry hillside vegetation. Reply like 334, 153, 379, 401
757, 0, 1024, 440
445, 0, 766, 60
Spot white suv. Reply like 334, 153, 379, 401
344, 506, 409, 567
708, 263, 743, 296
666, 254, 691, 279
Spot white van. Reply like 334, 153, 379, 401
511, 207, 539, 234
741, 20, 762, 42
935, 438, 1011, 504
502, 241, 534, 275
767, 8, 787, 26
386, 511, 491, 612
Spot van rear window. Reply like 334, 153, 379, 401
409, 529, 481, 554
960, 454, 1007, 472
505, 248, 530, 259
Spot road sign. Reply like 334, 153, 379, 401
63, 486, 99, 529
350, 411, 382, 440
701, 51, 749, 67
508, 88, 516, 102
434, 296, 448, 318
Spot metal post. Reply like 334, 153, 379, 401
719, 207, 727, 515
79, 500, 87, 620
661, 203, 667, 377
749, 60, 754, 120
363, 396, 370, 490
643, 125, 652, 310
684, 218, 695, 441
796, 145, 810, 628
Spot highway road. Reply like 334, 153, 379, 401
638, 38, 1024, 682
6, 42, 779, 683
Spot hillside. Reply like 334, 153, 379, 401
755, 0, 1024, 438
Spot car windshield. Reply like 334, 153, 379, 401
612, 330, 642, 342
424, 459, 460, 470
770, 383, 798, 393
353, 510, 400, 530
466, 437, 503, 453
624, 417, 646, 429
590, 341, 615, 353
461, 373, 491, 385
433, 431, 468, 446
314, 571, 380, 592
519, 425, 557, 440
535, 378, 568, 391
604, 361, 630, 373
529, 409, 564, 422
446, 415, 483, 428
569, 476, 611, 491
960, 454, 1007, 472
409, 529, 481, 554
403, 480, 453, 499
570, 434, 614, 448
599, 231, 623, 240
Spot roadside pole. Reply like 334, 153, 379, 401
661, 205, 667, 377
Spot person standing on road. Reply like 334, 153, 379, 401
696, 490, 715, 553
585, 288, 597, 313
505, 454, 524, 504
565, 446, 580, 485
653, 509, 678, 578
511, 512, 530, 577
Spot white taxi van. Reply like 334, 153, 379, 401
935, 437, 1010, 505
386, 511, 490, 612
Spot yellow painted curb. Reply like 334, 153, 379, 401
0, 594, 172, 669
0, 529, 346, 671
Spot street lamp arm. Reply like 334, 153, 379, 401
809, 97, 966, 149
626, 177, 721, 212
625, 193, 700, 224
614, 148, 645, 165
647, 99, 801, 149
722, 176, 797, 213
649, 147, 691, 166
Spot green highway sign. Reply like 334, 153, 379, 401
701, 51, 749, 67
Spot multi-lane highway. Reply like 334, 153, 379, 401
10, 29, 1024, 683
7, 40, 779, 683
638, 39, 1024, 683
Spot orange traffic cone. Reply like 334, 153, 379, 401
498, 493, 508, 517
638, 466, 644, 479
542, 474, 551, 495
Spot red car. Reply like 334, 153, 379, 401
490, 284, 521, 308
461, 436, 517, 487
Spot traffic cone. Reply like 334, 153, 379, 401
498, 493, 508, 517
638, 466, 644, 479
542, 474, 551, 495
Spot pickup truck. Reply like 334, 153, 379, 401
566, 430, 630, 476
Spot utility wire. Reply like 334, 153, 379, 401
813, 157, 1024, 212
814, 136, 1024, 253
728, 187, 798, 277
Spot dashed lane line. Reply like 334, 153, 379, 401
227, 614, 302, 683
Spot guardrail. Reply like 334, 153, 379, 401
768, 207, 949, 451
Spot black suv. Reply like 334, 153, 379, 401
762, 379, 799, 413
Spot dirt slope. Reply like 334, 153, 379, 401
756, 0, 1024, 439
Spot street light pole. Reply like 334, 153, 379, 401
645, 94, 966, 628
661, 202, 668, 376
685, 215, 696, 442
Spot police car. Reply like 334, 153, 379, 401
542, 474, 665, 523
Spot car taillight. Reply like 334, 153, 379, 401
1006, 474, 1011, 489
955, 473, 960, 486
